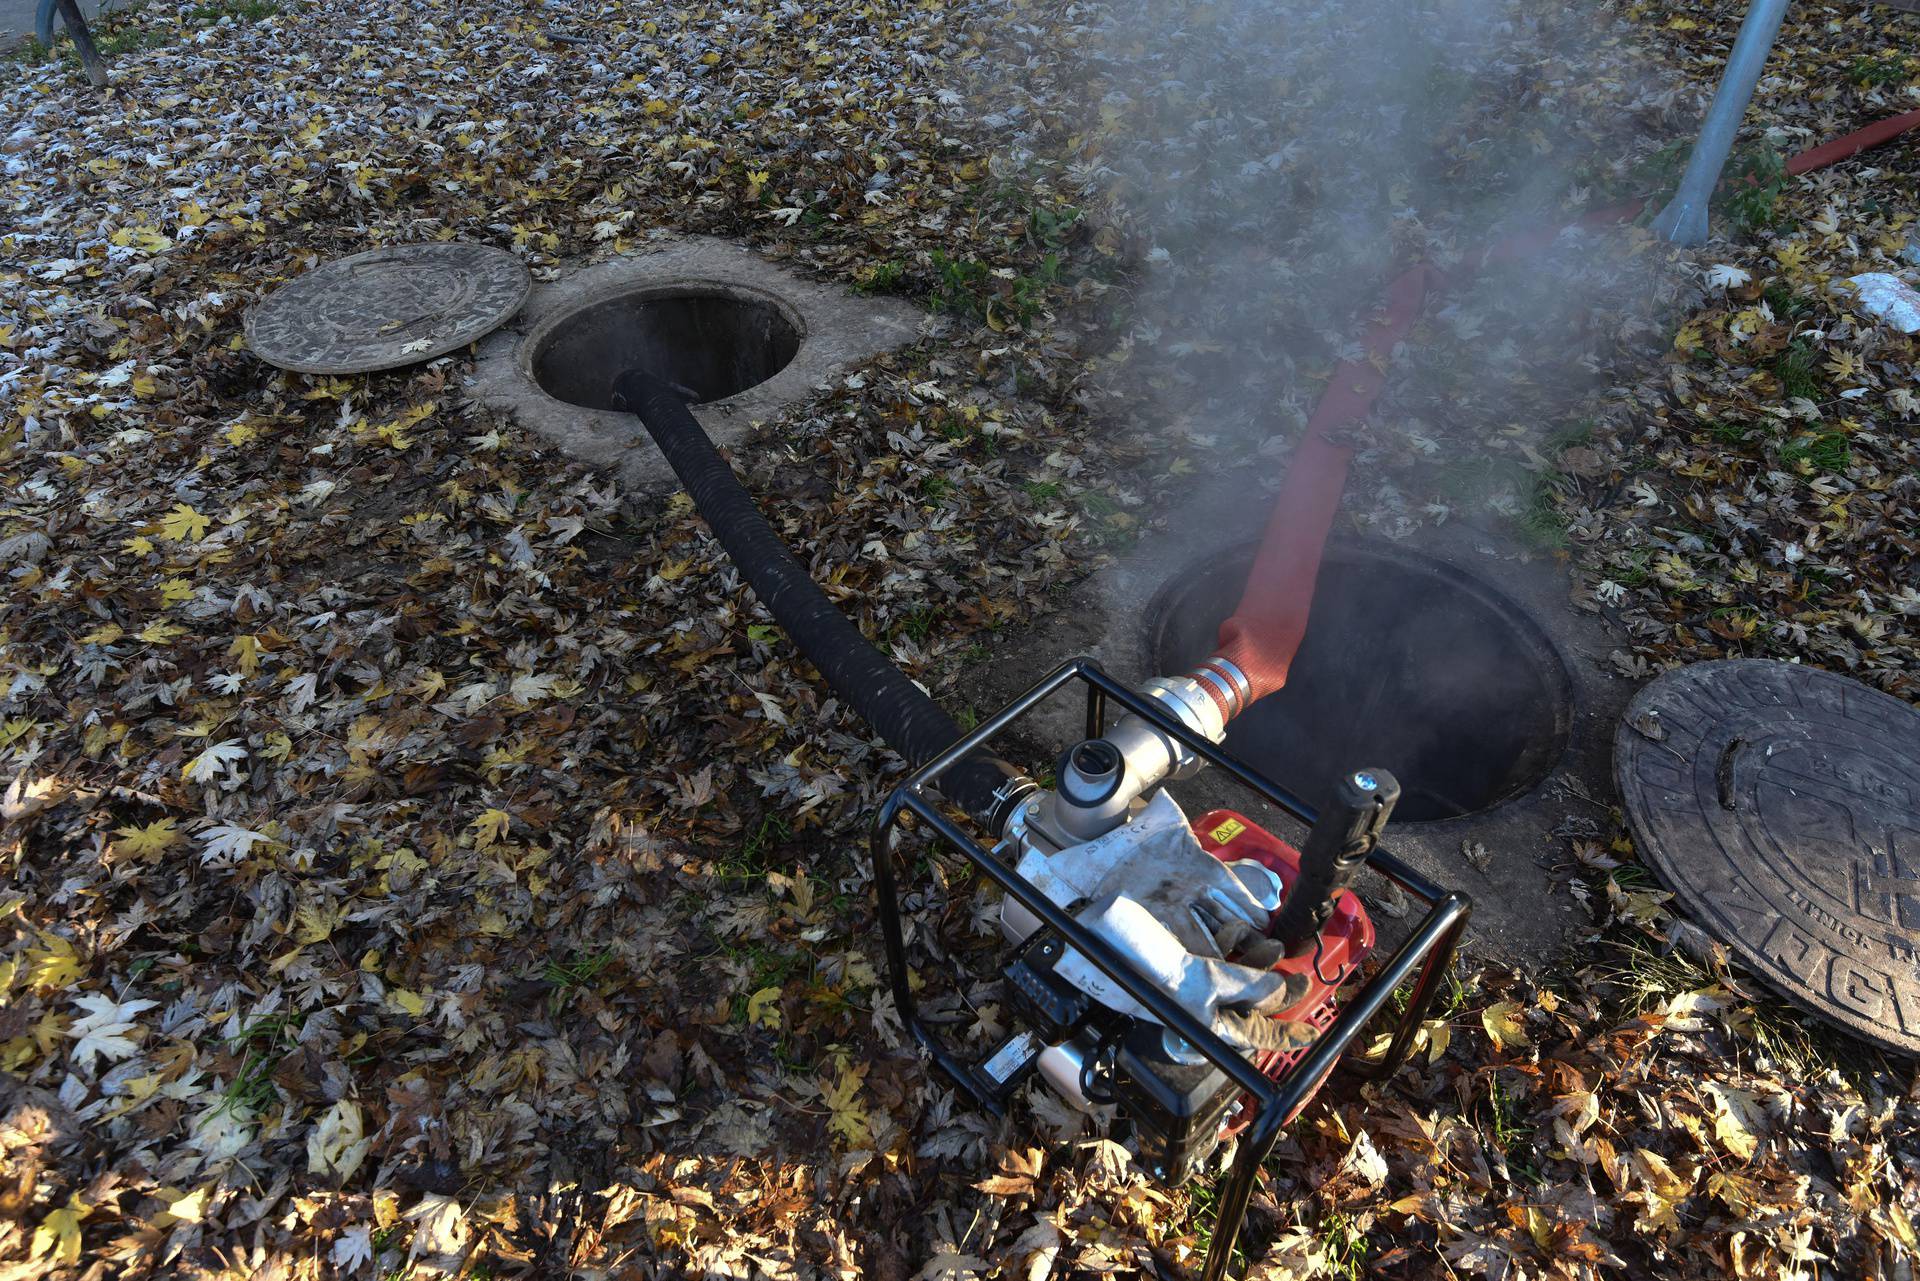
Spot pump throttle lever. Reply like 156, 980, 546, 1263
1268, 768, 1399, 953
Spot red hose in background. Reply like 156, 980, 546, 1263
1199, 109, 1920, 719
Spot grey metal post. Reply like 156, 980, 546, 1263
1649, 0, 1792, 246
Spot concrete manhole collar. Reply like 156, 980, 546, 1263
468, 238, 922, 493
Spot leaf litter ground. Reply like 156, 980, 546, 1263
0, 1, 1916, 1279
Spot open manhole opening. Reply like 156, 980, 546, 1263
1150, 542, 1574, 822
531, 284, 803, 409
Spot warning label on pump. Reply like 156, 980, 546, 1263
1208, 817, 1247, 844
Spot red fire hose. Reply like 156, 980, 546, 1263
1200, 109, 1920, 717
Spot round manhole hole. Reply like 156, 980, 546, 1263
1149, 542, 1574, 822
531, 284, 803, 409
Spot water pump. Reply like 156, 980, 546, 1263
872, 660, 1470, 1281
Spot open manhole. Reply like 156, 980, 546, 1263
1150, 542, 1574, 822
531, 284, 803, 409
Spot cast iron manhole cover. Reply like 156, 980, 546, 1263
245, 243, 529, 375
1616, 659, 1920, 1056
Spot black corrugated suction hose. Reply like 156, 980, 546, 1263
610, 371, 1031, 831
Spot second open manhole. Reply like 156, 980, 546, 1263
1150, 542, 1574, 822
531, 284, 803, 409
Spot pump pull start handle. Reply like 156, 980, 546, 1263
1269, 768, 1399, 953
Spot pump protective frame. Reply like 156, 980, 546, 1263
871, 656, 1471, 1281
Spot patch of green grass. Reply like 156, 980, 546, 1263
1762, 281, 1813, 320
1517, 474, 1570, 553
542, 948, 614, 994
1022, 479, 1063, 503
191, 0, 280, 19
1485, 1074, 1544, 1185
2, 38, 50, 65
1780, 431, 1851, 475
1772, 338, 1822, 400
217, 1011, 305, 1118
1846, 54, 1912, 88
854, 259, 907, 295
1024, 202, 1082, 252
1547, 419, 1596, 453
1633, 139, 1786, 237
920, 474, 954, 502
1720, 142, 1788, 235
740, 812, 788, 869
929, 250, 992, 318
899, 607, 939, 644
1705, 419, 1754, 446
1318, 1212, 1372, 1281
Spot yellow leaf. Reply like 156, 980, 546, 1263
158, 503, 210, 542
136, 621, 187, 644
745, 986, 782, 1029
1481, 1001, 1530, 1051
823, 1058, 872, 1148
26, 935, 83, 991
470, 808, 512, 848
154, 1184, 209, 1226
122, 535, 154, 556
113, 818, 181, 859
158, 577, 194, 606
294, 901, 343, 944
80, 622, 125, 645
30, 1194, 88, 1265
387, 987, 428, 1018
1703, 1082, 1768, 1162
228, 634, 261, 675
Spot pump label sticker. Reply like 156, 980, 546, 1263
1208, 817, 1247, 844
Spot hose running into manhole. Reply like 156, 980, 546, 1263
1199, 108, 1920, 721
609, 371, 1034, 832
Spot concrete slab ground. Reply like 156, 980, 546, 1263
953, 472, 1642, 968
468, 236, 923, 496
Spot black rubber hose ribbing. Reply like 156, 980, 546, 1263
610, 371, 1027, 829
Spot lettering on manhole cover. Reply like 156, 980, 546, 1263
1615, 659, 1920, 1056
245, 243, 529, 375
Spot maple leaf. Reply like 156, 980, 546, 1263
823, 1059, 872, 1148
183, 739, 247, 782
470, 808, 513, 847
67, 993, 158, 1072
199, 823, 273, 864
114, 818, 182, 859
30, 1194, 88, 1266
332, 1224, 374, 1272
158, 503, 211, 542
27, 935, 84, 991
507, 671, 559, 703
307, 1100, 371, 1180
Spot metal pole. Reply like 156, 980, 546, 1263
52, 0, 110, 89
1649, 0, 1791, 246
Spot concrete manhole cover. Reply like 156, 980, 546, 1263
1615, 659, 1920, 1055
246, 243, 529, 375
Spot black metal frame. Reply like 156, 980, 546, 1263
872, 658, 1471, 1281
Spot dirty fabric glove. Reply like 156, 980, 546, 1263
1054, 894, 1313, 1054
